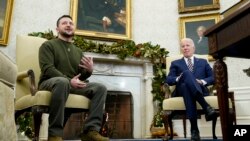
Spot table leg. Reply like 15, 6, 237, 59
213, 59, 233, 141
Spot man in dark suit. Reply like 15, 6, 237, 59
165, 38, 218, 141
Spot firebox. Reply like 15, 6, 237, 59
105, 91, 133, 139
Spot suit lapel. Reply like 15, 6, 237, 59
180, 57, 189, 71
193, 57, 199, 73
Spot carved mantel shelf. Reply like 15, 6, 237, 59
84, 52, 152, 64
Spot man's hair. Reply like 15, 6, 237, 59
56, 15, 72, 27
181, 38, 195, 48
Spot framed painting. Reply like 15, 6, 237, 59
178, 0, 220, 13
179, 13, 220, 59
70, 0, 131, 41
0, 0, 14, 45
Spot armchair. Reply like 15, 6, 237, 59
15, 35, 91, 141
162, 54, 236, 140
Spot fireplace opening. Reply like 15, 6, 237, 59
105, 91, 133, 139
63, 91, 133, 139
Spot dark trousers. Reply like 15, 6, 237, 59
175, 70, 209, 119
39, 77, 107, 137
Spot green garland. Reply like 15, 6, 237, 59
16, 112, 34, 139
17, 30, 169, 137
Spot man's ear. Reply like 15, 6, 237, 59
56, 27, 59, 33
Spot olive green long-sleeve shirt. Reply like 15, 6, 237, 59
38, 38, 91, 86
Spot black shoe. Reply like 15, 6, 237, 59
205, 106, 219, 121
191, 130, 201, 141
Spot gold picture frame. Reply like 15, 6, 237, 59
0, 0, 14, 45
70, 0, 131, 41
178, 0, 220, 14
179, 13, 221, 60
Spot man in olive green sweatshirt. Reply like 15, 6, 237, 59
38, 15, 109, 141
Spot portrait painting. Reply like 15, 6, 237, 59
70, 0, 131, 40
178, 0, 220, 13
179, 13, 220, 56
0, 0, 14, 45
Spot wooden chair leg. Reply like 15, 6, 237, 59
32, 111, 43, 141
162, 111, 170, 140
231, 110, 237, 125
63, 112, 72, 127
168, 112, 174, 140
15, 110, 26, 123
229, 92, 237, 125
212, 117, 218, 139
230, 108, 237, 125
182, 115, 187, 138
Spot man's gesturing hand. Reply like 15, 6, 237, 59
79, 56, 93, 73
70, 74, 87, 89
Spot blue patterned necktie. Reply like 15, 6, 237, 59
187, 58, 193, 72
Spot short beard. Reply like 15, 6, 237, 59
60, 31, 74, 38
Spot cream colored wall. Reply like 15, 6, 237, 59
0, 0, 70, 61
1, 0, 250, 138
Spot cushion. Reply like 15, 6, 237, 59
162, 95, 232, 110
15, 91, 90, 110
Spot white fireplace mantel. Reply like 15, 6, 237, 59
85, 52, 155, 138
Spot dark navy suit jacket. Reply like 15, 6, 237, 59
165, 57, 214, 97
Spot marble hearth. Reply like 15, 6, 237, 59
86, 52, 154, 138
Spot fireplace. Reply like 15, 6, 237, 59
86, 52, 154, 138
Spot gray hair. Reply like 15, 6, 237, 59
181, 38, 195, 48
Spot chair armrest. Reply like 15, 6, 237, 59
17, 71, 29, 80
17, 69, 37, 96
204, 85, 216, 96
228, 91, 237, 124
164, 83, 171, 99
